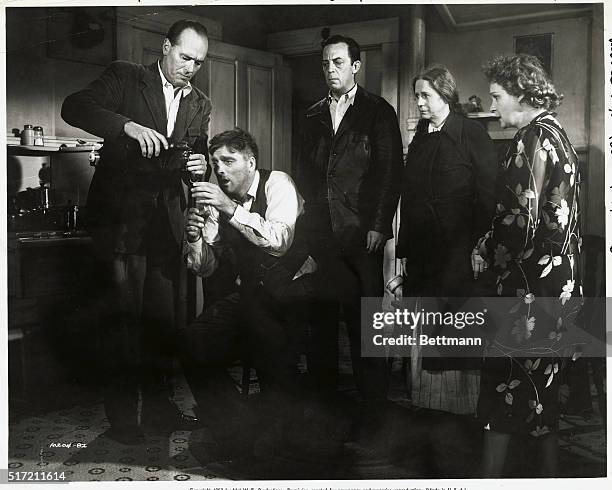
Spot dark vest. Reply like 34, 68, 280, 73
224, 169, 309, 290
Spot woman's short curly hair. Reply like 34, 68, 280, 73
483, 54, 562, 110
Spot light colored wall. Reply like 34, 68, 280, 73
6, 6, 220, 140
427, 14, 604, 237
586, 5, 604, 237
6, 8, 106, 139
6, 8, 103, 207
427, 16, 591, 148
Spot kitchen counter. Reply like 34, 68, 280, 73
9, 230, 91, 246
7, 144, 95, 155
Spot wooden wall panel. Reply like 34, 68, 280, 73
207, 58, 237, 138
273, 64, 292, 176
246, 65, 273, 170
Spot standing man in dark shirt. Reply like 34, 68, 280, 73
62, 20, 211, 444
296, 35, 403, 410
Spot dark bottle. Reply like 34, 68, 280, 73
65, 201, 79, 230
168, 139, 193, 173
102, 137, 194, 173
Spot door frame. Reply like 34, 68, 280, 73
268, 18, 402, 281
267, 17, 399, 112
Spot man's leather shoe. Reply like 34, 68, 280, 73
143, 411, 201, 435
141, 396, 202, 435
174, 412, 201, 431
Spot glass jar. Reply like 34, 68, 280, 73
33, 126, 44, 146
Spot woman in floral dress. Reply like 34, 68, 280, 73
474, 54, 581, 477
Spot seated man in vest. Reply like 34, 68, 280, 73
179, 128, 317, 459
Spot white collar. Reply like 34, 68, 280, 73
246, 170, 260, 200
158, 61, 192, 96
328, 83, 358, 105
234, 170, 260, 204
428, 114, 450, 133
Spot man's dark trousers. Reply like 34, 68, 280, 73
178, 286, 305, 437
308, 219, 387, 402
100, 198, 182, 430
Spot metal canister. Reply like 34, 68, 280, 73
21, 124, 34, 146
33, 126, 44, 146
88, 147, 101, 167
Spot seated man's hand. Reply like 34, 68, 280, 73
186, 207, 205, 243
185, 153, 207, 180
191, 182, 237, 217
366, 230, 385, 254
400, 257, 408, 277
123, 121, 168, 158
471, 247, 488, 279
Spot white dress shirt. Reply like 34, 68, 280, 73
158, 62, 192, 137
329, 83, 358, 133
186, 170, 308, 278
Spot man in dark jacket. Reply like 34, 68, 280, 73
61, 19, 211, 444
296, 35, 403, 404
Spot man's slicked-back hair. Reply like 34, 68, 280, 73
209, 128, 259, 165
166, 19, 208, 45
321, 34, 361, 63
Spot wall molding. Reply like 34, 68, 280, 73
434, 4, 592, 32
116, 6, 222, 39
267, 17, 399, 56
267, 17, 400, 115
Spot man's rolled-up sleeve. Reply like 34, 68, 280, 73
185, 238, 219, 277
184, 206, 222, 277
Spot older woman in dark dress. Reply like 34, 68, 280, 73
474, 54, 581, 477
396, 65, 497, 414
397, 65, 497, 297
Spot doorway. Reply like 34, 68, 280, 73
288, 47, 383, 175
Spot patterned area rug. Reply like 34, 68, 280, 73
9, 360, 606, 481
558, 411, 607, 476
8, 381, 224, 482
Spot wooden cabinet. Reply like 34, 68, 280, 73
8, 233, 100, 410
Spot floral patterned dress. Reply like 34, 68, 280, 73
476, 111, 582, 436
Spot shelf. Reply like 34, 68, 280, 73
466, 112, 499, 120
7, 144, 95, 156
17, 236, 92, 247
9, 230, 91, 247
